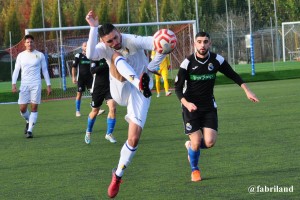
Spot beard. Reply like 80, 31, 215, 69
112, 43, 122, 50
196, 48, 208, 56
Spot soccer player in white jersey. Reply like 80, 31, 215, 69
85, 10, 166, 198
12, 35, 52, 138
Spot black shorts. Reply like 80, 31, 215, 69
77, 78, 93, 92
182, 105, 218, 135
90, 87, 112, 108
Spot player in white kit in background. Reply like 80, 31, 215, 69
12, 34, 52, 138
85, 10, 166, 198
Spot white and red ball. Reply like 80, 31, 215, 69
153, 29, 177, 54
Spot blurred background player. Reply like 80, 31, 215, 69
151, 51, 172, 97
85, 59, 117, 144
12, 34, 52, 138
72, 42, 105, 117
175, 31, 259, 182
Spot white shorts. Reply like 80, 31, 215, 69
110, 75, 151, 128
18, 84, 42, 105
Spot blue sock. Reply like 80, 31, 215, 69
76, 100, 81, 111
86, 116, 96, 133
188, 147, 200, 171
106, 118, 116, 135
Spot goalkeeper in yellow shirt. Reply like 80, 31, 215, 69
151, 51, 172, 97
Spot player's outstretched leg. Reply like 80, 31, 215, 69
139, 73, 152, 98
111, 53, 152, 98
107, 168, 122, 198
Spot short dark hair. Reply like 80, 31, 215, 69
24, 34, 34, 41
195, 32, 210, 39
98, 23, 117, 38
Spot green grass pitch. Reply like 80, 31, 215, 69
0, 79, 299, 199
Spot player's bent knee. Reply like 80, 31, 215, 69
200, 138, 216, 149
109, 62, 126, 82
90, 108, 99, 117
205, 140, 216, 148
127, 137, 139, 148
111, 52, 122, 62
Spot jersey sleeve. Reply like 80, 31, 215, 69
86, 27, 108, 61
133, 35, 154, 51
40, 52, 51, 86
12, 54, 22, 84
175, 58, 189, 100
73, 53, 80, 68
90, 59, 108, 74
148, 51, 166, 71
129, 35, 166, 71
218, 56, 244, 86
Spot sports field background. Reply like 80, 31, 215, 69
1, 77, 299, 199
1, 61, 300, 104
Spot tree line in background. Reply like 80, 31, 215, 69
0, 0, 299, 48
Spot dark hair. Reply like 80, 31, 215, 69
98, 23, 117, 38
24, 34, 34, 41
195, 32, 210, 39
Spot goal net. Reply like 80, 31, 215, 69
282, 21, 300, 62
6, 20, 196, 102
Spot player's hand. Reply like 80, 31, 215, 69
148, 69, 161, 76
148, 66, 161, 76
246, 90, 259, 102
241, 83, 259, 103
72, 78, 77, 84
86, 10, 99, 27
181, 98, 197, 112
186, 102, 197, 112
47, 86, 52, 96
12, 84, 18, 93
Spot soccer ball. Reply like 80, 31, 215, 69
153, 29, 177, 54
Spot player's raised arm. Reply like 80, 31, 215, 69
85, 10, 100, 60
85, 10, 98, 27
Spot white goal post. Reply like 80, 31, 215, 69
25, 21, 197, 70
282, 21, 300, 62
21, 20, 197, 100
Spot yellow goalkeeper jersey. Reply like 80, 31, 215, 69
151, 51, 170, 70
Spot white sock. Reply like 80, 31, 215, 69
114, 56, 140, 90
115, 140, 137, 177
28, 112, 38, 132
20, 110, 29, 122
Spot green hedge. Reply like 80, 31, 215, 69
0, 61, 14, 82
0, 87, 80, 103
1, 68, 300, 103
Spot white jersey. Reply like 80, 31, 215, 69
86, 27, 167, 128
86, 27, 165, 75
12, 50, 51, 86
